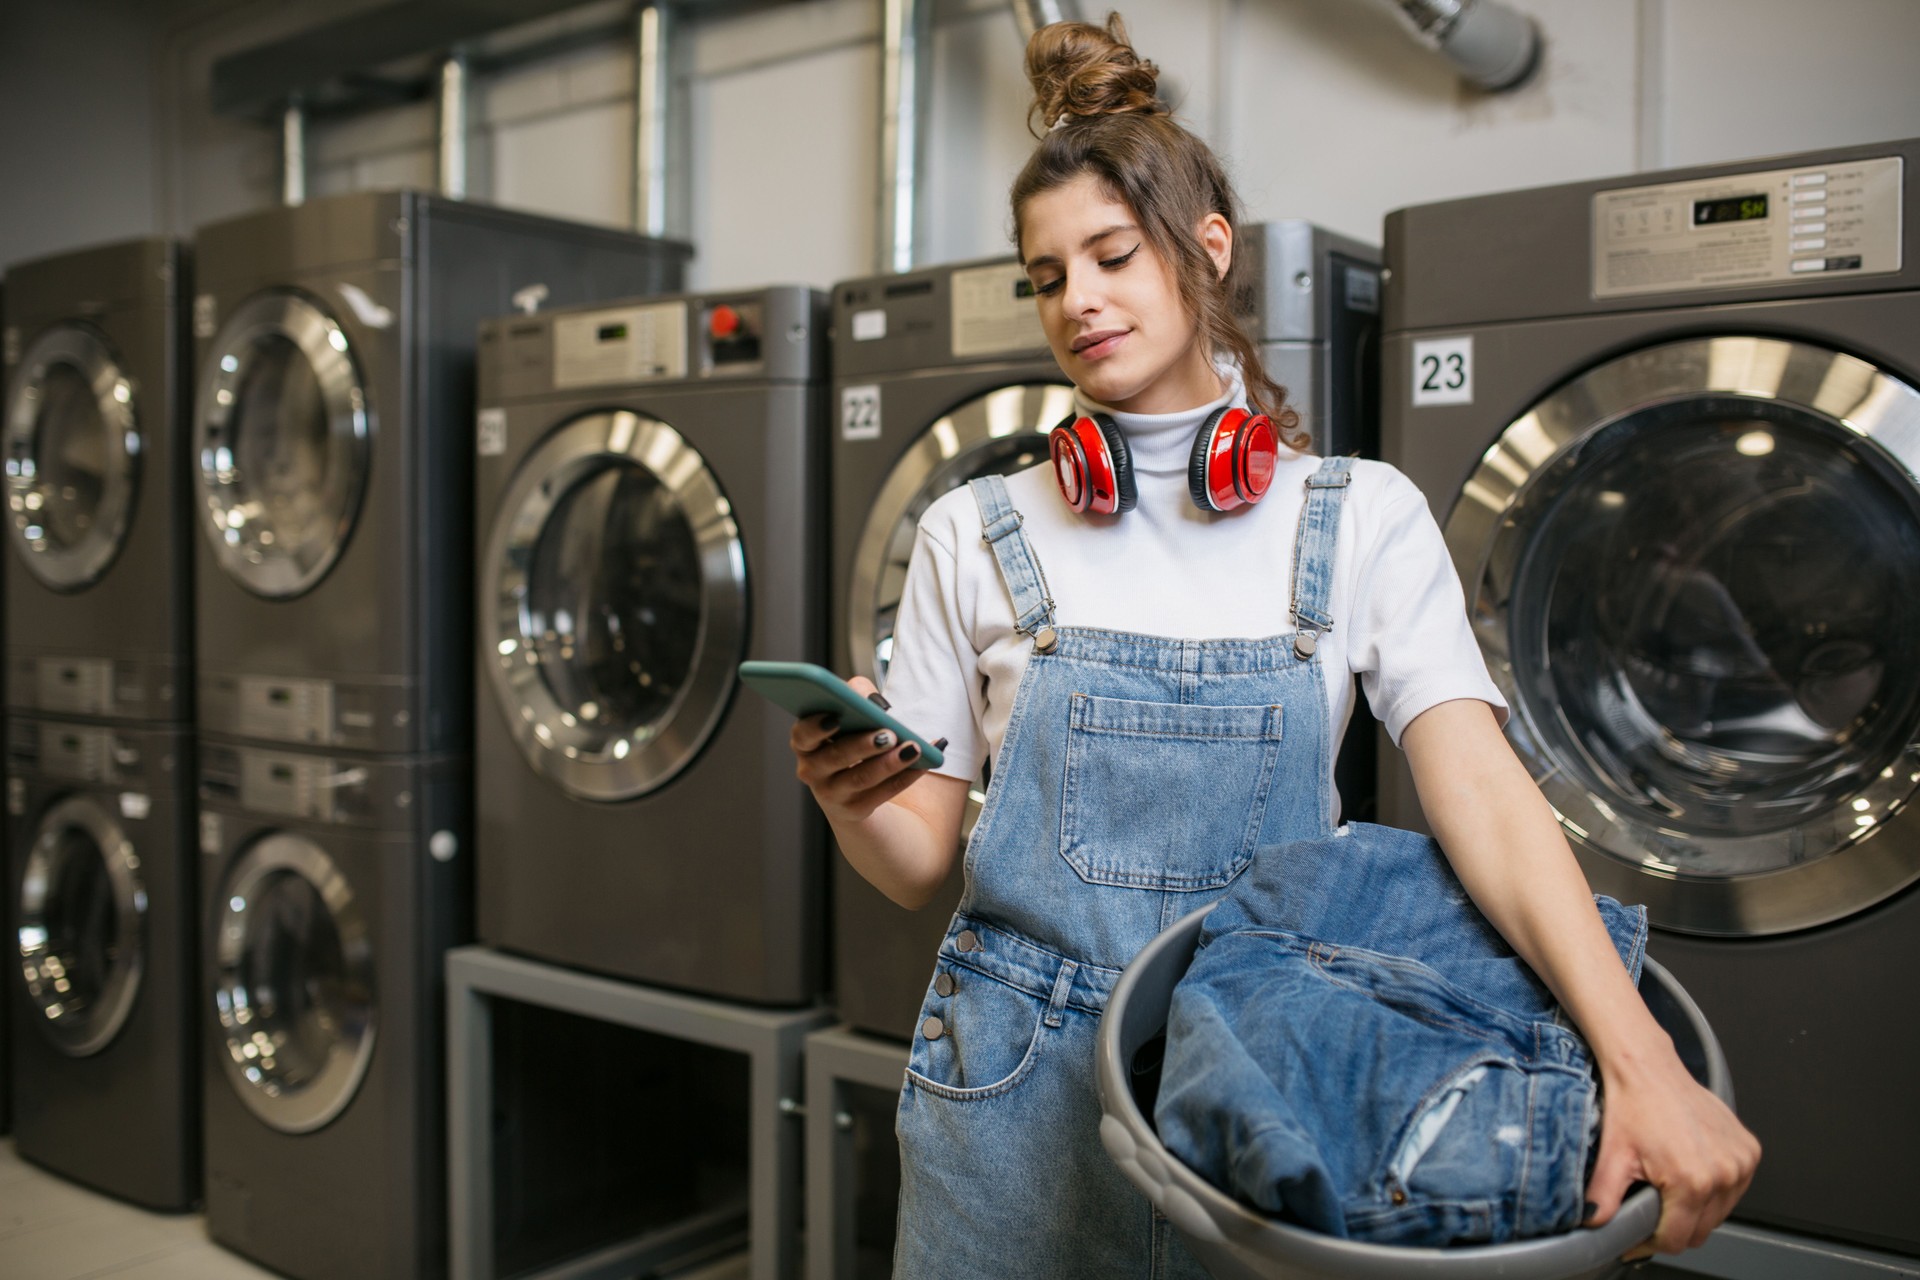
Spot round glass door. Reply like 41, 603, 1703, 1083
3, 323, 140, 590
849, 383, 1070, 682
484, 410, 746, 802
1448, 336, 1920, 935
16, 796, 147, 1056
214, 834, 375, 1134
195, 290, 369, 599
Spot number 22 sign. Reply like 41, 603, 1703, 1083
1411, 337, 1473, 406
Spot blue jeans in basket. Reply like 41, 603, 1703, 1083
1155, 822, 1647, 1246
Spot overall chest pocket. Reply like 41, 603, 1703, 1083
1059, 693, 1284, 891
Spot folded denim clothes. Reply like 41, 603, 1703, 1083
1154, 822, 1647, 1246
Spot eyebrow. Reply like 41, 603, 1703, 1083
1021, 223, 1139, 271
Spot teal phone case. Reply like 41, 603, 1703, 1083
737, 660, 945, 770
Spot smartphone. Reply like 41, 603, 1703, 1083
737, 660, 945, 770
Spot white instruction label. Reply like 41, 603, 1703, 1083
476, 407, 507, 456
120, 792, 152, 820
553, 301, 688, 389
1411, 337, 1473, 406
951, 262, 1045, 359
841, 384, 881, 441
851, 309, 887, 341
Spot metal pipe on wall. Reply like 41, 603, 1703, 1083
1389, 0, 1542, 92
877, 0, 930, 274
633, 3, 671, 238
282, 99, 306, 206
1010, 0, 1083, 46
438, 50, 470, 198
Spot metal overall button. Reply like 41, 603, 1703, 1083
934, 972, 957, 997
921, 1016, 946, 1041
956, 929, 982, 953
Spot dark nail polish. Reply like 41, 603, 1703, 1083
933, 737, 949, 751
899, 743, 920, 762
1583, 1201, 1597, 1221
872, 729, 895, 749
820, 714, 840, 734
867, 690, 892, 710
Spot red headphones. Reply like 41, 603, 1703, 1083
1049, 406, 1280, 516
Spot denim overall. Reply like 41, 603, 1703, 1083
893, 457, 1353, 1280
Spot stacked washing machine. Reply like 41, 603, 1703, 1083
472, 285, 830, 1004
829, 222, 1382, 1044
1380, 138, 1920, 1260
188, 190, 689, 1279
2, 238, 200, 1210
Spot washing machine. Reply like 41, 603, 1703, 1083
3, 238, 192, 724
828, 224, 1382, 1040
6, 715, 197, 1208
1380, 137, 1920, 1257
198, 738, 465, 1278
190, 191, 690, 756
473, 286, 829, 1004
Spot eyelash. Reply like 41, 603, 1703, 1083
1032, 245, 1139, 296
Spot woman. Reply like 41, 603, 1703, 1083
794, 14, 1758, 1277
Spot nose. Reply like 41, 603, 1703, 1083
1060, 265, 1103, 319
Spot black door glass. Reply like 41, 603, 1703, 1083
1511, 398, 1920, 867
231, 332, 332, 558
33, 360, 110, 551
233, 869, 365, 1092
37, 825, 118, 1025
528, 460, 702, 737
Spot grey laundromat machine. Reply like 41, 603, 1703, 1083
811, 223, 1382, 1275
1381, 138, 1920, 1265
188, 190, 689, 1279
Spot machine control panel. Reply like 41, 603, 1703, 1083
553, 300, 689, 388
1592, 155, 1903, 298
950, 261, 1046, 359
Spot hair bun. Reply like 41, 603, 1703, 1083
1025, 12, 1160, 137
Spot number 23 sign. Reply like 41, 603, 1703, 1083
1411, 337, 1473, 407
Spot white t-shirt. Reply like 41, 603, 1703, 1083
881, 369, 1507, 816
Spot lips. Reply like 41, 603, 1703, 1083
1070, 328, 1128, 359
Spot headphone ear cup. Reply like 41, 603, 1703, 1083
1092, 413, 1137, 515
1187, 406, 1231, 512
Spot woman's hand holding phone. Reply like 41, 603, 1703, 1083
788, 673, 944, 823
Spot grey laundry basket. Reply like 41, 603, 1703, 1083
1097, 906, 1733, 1280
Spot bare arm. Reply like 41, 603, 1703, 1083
1401, 698, 1759, 1258
789, 674, 969, 909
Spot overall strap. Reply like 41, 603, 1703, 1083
1289, 455, 1354, 660
969, 475, 1059, 653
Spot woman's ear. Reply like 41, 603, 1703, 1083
1198, 212, 1232, 281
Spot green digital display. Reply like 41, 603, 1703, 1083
1693, 193, 1769, 225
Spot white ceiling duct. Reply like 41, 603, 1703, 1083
1389, 0, 1542, 92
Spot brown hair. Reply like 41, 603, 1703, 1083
1013, 12, 1306, 448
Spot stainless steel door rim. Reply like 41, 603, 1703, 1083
17, 795, 147, 1057
195, 290, 370, 599
213, 833, 376, 1134
1448, 335, 1920, 935
483, 409, 746, 802
4, 323, 141, 591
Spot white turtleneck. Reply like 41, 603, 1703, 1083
881, 367, 1505, 816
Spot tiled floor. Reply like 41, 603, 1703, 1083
0, 1140, 754, 1280
0, 1141, 274, 1280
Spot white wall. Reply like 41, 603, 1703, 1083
8, 0, 1920, 286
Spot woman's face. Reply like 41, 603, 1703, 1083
1019, 173, 1226, 414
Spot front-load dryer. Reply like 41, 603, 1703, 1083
474, 286, 828, 1004
3, 238, 192, 724
198, 739, 465, 1279
828, 225, 1382, 1041
190, 191, 691, 755
1380, 137, 1920, 1257
6, 715, 196, 1208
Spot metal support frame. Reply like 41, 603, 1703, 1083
447, 946, 830, 1280
804, 1026, 911, 1280
1656, 1222, 1920, 1279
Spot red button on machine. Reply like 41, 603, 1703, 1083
709, 304, 740, 338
